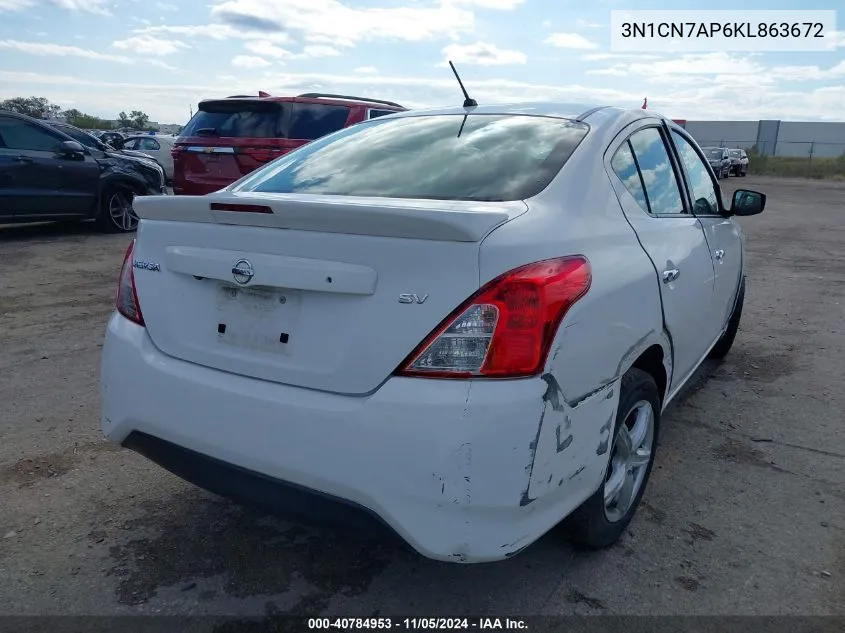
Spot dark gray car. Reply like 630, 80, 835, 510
0, 111, 166, 232
729, 148, 749, 177
702, 147, 731, 179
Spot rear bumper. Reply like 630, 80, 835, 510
122, 431, 400, 542
101, 313, 614, 562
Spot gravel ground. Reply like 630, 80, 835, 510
0, 177, 843, 622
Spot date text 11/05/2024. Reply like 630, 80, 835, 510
308, 618, 528, 630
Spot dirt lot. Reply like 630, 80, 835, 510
1, 177, 843, 621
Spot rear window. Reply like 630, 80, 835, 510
182, 100, 287, 138
232, 114, 590, 202
368, 108, 397, 119
289, 103, 350, 140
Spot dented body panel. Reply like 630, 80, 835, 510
102, 315, 615, 562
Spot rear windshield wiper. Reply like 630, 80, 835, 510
195, 127, 219, 136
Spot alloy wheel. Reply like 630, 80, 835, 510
603, 400, 655, 522
109, 189, 139, 232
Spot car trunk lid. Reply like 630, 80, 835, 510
130, 193, 525, 395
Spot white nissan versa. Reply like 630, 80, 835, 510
100, 103, 766, 563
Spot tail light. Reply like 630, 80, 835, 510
396, 256, 591, 379
116, 240, 145, 326
170, 145, 184, 159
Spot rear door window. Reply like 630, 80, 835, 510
626, 127, 686, 216
137, 138, 161, 151
182, 101, 288, 138
288, 103, 351, 140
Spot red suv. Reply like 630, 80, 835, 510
172, 92, 406, 195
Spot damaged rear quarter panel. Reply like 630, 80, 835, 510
524, 373, 620, 502
478, 147, 666, 511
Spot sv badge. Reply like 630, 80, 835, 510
398, 293, 429, 304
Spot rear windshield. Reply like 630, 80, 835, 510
182, 100, 287, 138
730, 149, 742, 157
181, 100, 351, 140
231, 114, 590, 202
706, 148, 723, 158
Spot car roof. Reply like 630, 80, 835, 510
200, 93, 406, 110
380, 102, 675, 134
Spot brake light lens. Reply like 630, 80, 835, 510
397, 256, 591, 379
170, 145, 184, 159
116, 240, 145, 326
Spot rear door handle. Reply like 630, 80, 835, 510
714, 249, 725, 260
12, 156, 33, 163
662, 268, 680, 283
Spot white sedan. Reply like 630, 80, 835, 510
100, 103, 766, 563
120, 134, 175, 181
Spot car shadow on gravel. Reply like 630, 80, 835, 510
0, 220, 102, 243
102, 490, 414, 612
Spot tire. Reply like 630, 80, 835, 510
563, 368, 661, 549
740, 167, 747, 177
708, 276, 745, 360
96, 184, 139, 233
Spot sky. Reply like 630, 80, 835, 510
0, 0, 843, 125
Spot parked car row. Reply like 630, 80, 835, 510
702, 146, 749, 179
0, 109, 167, 232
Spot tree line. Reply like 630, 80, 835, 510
0, 96, 156, 131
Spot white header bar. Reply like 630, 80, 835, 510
610, 10, 838, 52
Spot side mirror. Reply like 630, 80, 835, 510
56, 140, 86, 160
729, 189, 766, 216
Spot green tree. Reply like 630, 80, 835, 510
63, 109, 113, 130
0, 96, 61, 118
129, 110, 150, 130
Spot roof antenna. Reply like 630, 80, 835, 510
448, 60, 477, 108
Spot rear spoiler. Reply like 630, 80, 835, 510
133, 193, 526, 243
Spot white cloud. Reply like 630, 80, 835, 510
0, 0, 112, 14
769, 61, 845, 82
209, 0, 476, 47
581, 53, 661, 61
544, 33, 599, 50
136, 23, 291, 44
828, 30, 845, 48
589, 53, 765, 77
0, 39, 132, 62
442, 41, 527, 66
147, 59, 178, 71
244, 40, 292, 58
231, 55, 272, 68
113, 35, 190, 56
541, 19, 551, 28
576, 19, 605, 28
0, 0, 34, 10
353, 66, 378, 74
156, 1, 177, 10
448, 0, 525, 8
302, 44, 341, 57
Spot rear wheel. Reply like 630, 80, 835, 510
96, 184, 139, 233
708, 276, 745, 359
563, 368, 661, 549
